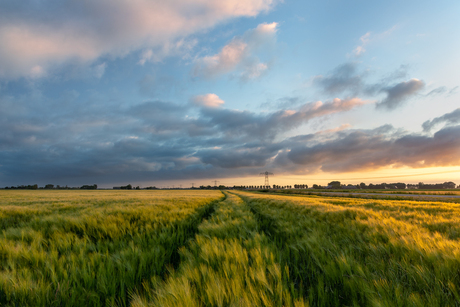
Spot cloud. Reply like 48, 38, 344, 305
353, 32, 370, 56
193, 40, 249, 77
351, 26, 397, 57
425, 86, 447, 97
376, 78, 425, 110
94, 63, 107, 79
138, 38, 198, 65
0, 0, 277, 79
422, 108, 460, 132
379, 64, 409, 84
313, 62, 433, 111
449, 86, 459, 95
198, 146, 277, 168
422, 85, 459, 98
192, 94, 225, 108
192, 22, 278, 79
313, 62, 363, 95
286, 125, 460, 172
0, 87, 372, 186
198, 97, 368, 140
1, 86, 460, 185
312, 62, 428, 112
260, 96, 304, 109
315, 124, 352, 135
240, 62, 269, 80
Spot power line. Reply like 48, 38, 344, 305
260, 171, 274, 187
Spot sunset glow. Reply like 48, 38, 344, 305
0, 0, 459, 188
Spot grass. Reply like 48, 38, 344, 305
3, 189, 460, 306
0, 190, 222, 306
235, 190, 460, 306
269, 189, 460, 203
131, 192, 307, 307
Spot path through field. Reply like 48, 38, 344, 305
131, 191, 308, 306
134, 190, 460, 306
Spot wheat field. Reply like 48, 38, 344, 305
2, 189, 460, 306
0, 190, 222, 306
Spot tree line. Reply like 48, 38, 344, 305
4, 184, 97, 190
308, 181, 458, 189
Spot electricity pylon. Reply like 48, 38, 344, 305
212, 180, 220, 187
260, 171, 274, 187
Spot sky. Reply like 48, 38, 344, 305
1, 0, 459, 188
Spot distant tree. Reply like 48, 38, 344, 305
443, 182, 456, 189
81, 184, 97, 190
136, 186, 140, 190
44, 184, 54, 189
119, 184, 132, 190
328, 181, 341, 188
359, 182, 366, 189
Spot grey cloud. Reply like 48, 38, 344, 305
260, 96, 304, 109
422, 85, 459, 98
198, 147, 277, 168
286, 125, 460, 173
379, 64, 409, 84
199, 97, 367, 139
376, 78, 425, 110
313, 63, 363, 95
425, 86, 447, 97
0, 88, 368, 185
422, 108, 460, 132
2, 84, 458, 187
449, 86, 459, 96
313, 63, 433, 111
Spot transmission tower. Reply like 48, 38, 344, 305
191, 182, 195, 188
212, 180, 220, 187
260, 171, 274, 187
